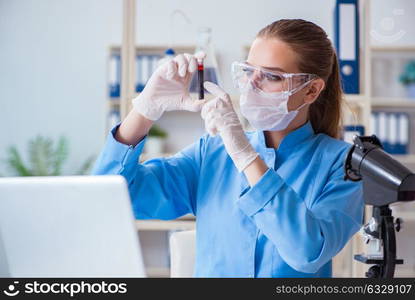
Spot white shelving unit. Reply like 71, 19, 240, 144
107, 44, 195, 117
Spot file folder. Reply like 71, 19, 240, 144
377, 112, 389, 153
109, 53, 121, 98
136, 55, 162, 92
334, 0, 360, 94
398, 113, 409, 154
371, 111, 410, 155
343, 125, 365, 144
136, 55, 145, 92
388, 113, 399, 154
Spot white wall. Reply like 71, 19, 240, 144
1, 0, 414, 175
0, 0, 121, 175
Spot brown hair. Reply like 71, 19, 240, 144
257, 19, 343, 138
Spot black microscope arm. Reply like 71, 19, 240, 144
344, 135, 414, 278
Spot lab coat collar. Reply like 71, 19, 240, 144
255, 120, 315, 153
239, 121, 314, 195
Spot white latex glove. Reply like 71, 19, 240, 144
201, 81, 259, 172
132, 52, 207, 121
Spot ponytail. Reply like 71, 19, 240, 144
309, 52, 343, 138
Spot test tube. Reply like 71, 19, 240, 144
198, 59, 204, 100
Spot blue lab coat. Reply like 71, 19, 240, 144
92, 120, 364, 277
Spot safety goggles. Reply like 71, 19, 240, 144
231, 61, 318, 96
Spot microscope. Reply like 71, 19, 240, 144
344, 135, 415, 278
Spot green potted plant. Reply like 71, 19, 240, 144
3, 135, 95, 176
399, 60, 415, 99
145, 124, 168, 155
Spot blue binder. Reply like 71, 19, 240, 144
109, 53, 121, 98
397, 113, 410, 154
136, 55, 145, 92
344, 125, 365, 136
343, 124, 365, 144
334, 0, 360, 94
388, 112, 400, 154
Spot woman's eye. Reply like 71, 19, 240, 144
265, 73, 283, 81
242, 67, 254, 76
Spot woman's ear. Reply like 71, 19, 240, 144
304, 78, 325, 104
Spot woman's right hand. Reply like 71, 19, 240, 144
132, 52, 207, 121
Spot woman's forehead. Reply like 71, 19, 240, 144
247, 38, 300, 73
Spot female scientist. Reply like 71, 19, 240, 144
92, 19, 364, 277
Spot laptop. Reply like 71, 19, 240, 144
0, 175, 146, 277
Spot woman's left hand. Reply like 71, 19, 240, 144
201, 82, 259, 172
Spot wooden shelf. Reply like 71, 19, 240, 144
109, 45, 196, 55
145, 267, 170, 278
344, 94, 368, 102
108, 99, 120, 108
371, 98, 415, 108
371, 46, 415, 52
136, 219, 195, 231
344, 96, 415, 108
344, 95, 370, 108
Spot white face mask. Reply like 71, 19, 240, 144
239, 83, 308, 131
